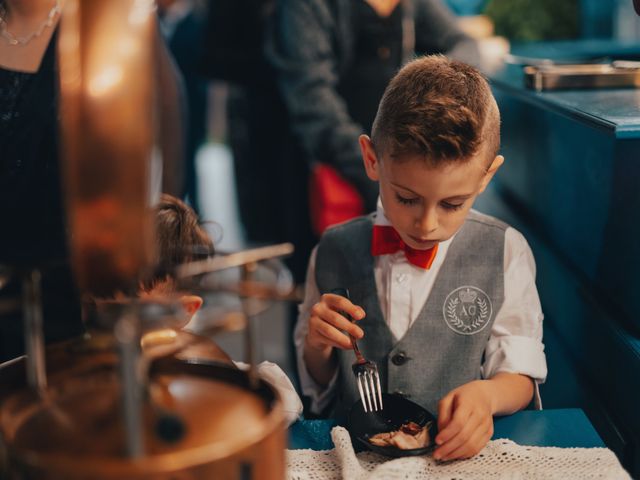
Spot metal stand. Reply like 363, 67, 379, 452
115, 313, 144, 458
177, 243, 296, 391
22, 269, 47, 393
241, 262, 259, 390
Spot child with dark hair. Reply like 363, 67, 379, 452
138, 193, 214, 314
87, 194, 222, 358
143, 195, 304, 424
85, 194, 304, 424
296, 55, 547, 460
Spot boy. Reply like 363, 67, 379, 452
296, 55, 547, 461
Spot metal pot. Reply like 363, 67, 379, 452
0, 356, 285, 479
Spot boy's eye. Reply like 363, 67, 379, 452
441, 201, 465, 211
395, 193, 419, 205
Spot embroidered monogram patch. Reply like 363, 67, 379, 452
443, 286, 492, 335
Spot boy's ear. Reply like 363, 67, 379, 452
180, 295, 203, 319
478, 155, 504, 193
359, 135, 380, 181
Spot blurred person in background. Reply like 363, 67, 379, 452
265, 0, 481, 282
197, 3, 480, 389
0, 0, 184, 362
157, 0, 209, 214
199, 0, 293, 253
0, 0, 82, 361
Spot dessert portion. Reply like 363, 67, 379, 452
368, 421, 432, 450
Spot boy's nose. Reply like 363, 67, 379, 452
415, 208, 438, 234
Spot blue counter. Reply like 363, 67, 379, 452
478, 40, 640, 477
289, 409, 604, 451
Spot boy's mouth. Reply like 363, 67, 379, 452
407, 235, 437, 249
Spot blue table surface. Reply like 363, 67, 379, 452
489, 40, 640, 138
288, 408, 604, 451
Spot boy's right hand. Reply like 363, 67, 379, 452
305, 293, 366, 353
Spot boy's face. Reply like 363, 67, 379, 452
360, 135, 504, 250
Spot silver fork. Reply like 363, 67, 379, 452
332, 288, 383, 413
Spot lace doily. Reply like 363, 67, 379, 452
286, 426, 631, 480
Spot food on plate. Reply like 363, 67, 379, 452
368, 421, 432, 449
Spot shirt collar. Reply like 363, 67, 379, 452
374, 197, 392, 226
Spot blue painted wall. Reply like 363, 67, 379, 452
581, 0, 615, 38
444, 0, 616, 38
482, 41, 640, 475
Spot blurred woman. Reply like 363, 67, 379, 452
0, 0, 184, 361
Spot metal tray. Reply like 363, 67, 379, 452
524, 63, 640, 91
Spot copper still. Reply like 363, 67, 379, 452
0, 344, 287, 479
0, 1, 289, 478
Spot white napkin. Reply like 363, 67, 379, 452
233, 361, 303, 427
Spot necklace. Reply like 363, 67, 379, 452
0, 1, 61, 46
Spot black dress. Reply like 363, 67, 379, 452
0, 31, 83, 362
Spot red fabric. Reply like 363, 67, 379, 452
371, 225, 439, 269
309, 164, 365, 235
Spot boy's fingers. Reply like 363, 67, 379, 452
321, 294, 366, 321
327, 309, 365, 338
436, 394, 455, 435
311, 316, 353, 350
436, 398, 470, 445
439, 423, 491, 461
316, 328, 350, 350
313, 302, 364, 338
433, 411, 479, 460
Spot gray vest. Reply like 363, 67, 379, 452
315, 210, 506, 419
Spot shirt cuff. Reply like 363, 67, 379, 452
532, 380, 543, 410
482, 335, 548, 410
297, 352, 339, 415
234, 361, 304, 426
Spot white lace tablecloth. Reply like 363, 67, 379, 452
286, 426, 631, 480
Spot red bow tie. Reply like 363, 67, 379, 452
371, 225, 438, 269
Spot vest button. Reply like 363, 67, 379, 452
391, 352, 407, 366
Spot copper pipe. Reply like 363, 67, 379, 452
58, 0, 159, 298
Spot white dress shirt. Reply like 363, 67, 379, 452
295, 204, 548, 414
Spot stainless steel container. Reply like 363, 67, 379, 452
524, 63, 640, 91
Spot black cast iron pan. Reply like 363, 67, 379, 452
347, 393, 438, 457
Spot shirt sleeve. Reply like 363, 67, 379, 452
294, 247, 340, 414
481, 227, 548, 408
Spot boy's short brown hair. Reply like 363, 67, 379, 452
371, 55, 500, 166
141, 194, 214, 292
85, 195, 214, 314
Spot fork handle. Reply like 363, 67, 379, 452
347, 321, 366, 364
330, 288, 366, 364
350, 335, 366, 364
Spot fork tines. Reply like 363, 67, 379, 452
355, 364, 383, 413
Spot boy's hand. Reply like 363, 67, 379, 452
433, 380, 495, 461
305, 293, 366, 353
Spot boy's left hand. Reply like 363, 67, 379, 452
433, 380, 495, 461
